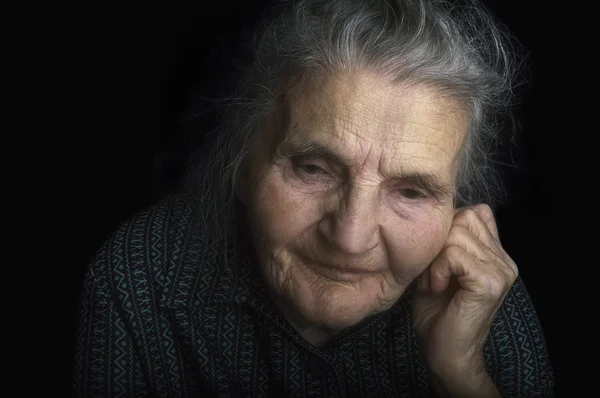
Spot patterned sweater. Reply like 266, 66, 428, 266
72, 193, 554, 397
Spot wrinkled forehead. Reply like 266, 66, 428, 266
273, 70, 470, 176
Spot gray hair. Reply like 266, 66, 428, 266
181, 0, 525, 245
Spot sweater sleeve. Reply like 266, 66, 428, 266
72, 233, 152, 398
483, 276, 555, 397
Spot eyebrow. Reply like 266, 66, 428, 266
276, 139, 354, 165
275, 139, 454, 200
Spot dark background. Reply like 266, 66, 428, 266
58, 0, 582, 395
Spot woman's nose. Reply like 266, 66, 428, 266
319, 188, 379, 254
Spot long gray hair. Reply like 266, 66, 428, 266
180, 0, 524, 247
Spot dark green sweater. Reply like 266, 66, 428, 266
73, 193, 554, 397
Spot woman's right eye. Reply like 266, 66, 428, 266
299, 164, 327, 175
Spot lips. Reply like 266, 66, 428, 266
310, 263, 379, 283
322, 264, 377, 274
299, 253, 379, 278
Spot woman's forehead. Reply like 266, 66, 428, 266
272, 71, 469, 177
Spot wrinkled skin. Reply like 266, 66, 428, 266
237, 70, 467, 345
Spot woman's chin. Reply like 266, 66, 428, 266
291, 284, 385, 331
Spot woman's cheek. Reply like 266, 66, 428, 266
254, 171, 321, 239
385, 209, 451, 273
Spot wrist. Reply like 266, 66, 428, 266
428, 364, 500, 398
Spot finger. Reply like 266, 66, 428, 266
445, 225, 519, 283
452, 206, 519, 279
470, 204, 500, 240
453, 206, 500, 253
427, 245, 511, 298
445, 224, 504, 264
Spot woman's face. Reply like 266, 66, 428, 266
239, 70, 468, 334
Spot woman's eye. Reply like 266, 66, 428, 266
299, 164, 327, 175
400, 188, 425, 199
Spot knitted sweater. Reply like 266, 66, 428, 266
73, 193, 554, 397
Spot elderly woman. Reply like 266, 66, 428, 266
73, 0, 553, 396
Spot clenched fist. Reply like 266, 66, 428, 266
412, 204, 518, 397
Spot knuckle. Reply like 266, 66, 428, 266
447, 224, 469, 242
498, 268, 517, 289
472, 275, 499, 301
458, 207, 479, 222
507, 264, 519, 282
500, 256, 519, 281
480, 272, 505, 296
442, 244, 463, 259
489, 279, 506, 298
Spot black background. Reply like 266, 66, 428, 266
54, 0, 584, 395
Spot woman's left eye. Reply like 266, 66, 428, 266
399, 188, 426, 199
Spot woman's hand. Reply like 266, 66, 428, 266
412, 204, 518, 396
